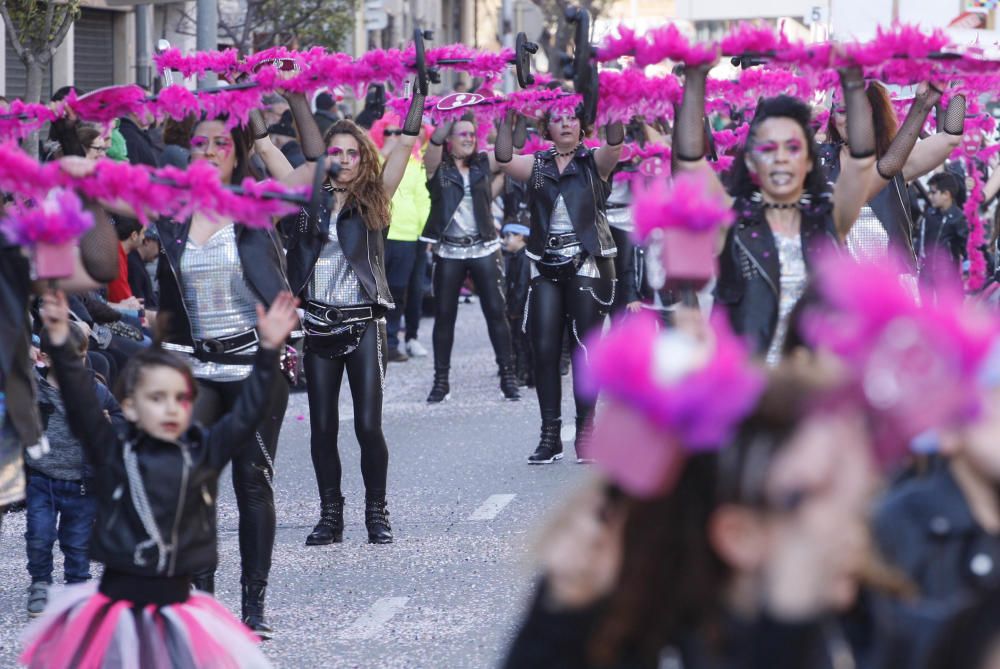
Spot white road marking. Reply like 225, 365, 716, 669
339, 597, 410, 640
468, 494, 516, 521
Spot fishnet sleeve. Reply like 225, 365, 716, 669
513, 115, 528, 150
402, 92, 427, 136
78, 206, 120, 283
673, 66, 709, 162
605, 120, 624, 146
942, 94, 967, 136
876, 92, 935, 179
495, 112, 514, 164
839, 67, 876, 159
287, 93, 326, 161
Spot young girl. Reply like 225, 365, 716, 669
20, 289, 299, 669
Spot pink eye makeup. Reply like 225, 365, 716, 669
451, 131, 475, 140
327, 147, 361, 162
751, 140, 805, 163
190, 136, 233, 155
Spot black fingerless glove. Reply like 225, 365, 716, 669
403, 92, 427, 136
674, 65, 709, 162
942, 94, 967, 136
496, 112, 514, 164
839, 66, 876, 160
605, 121, 625, 147
876, 89, 936, 179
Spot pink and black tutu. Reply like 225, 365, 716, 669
20, 581, 272, 668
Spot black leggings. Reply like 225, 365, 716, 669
526, 260, 615, 423
194, 373, 289, 588
305, 319, 389, 501
432, 251, 514, 369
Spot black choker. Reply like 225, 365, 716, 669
324, 182, 348, 193
760, 201, 801, 210
553, 145, 579, 158
750, 191, 813, 211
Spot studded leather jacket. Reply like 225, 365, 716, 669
714, 198, 837, 356
285, 194, 392, 307
422, 152, 497, 244
525, 147, 616, 261
49, 342, 281, 578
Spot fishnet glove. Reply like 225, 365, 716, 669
79, 207, 120, 283
403, 92, 427, 136
839, 66, 875, 160
248, 109, 269, 141
942, 94, 967, 136
496, 111, 514, 163
513, 115, 528, 150
287, 93, 325, 161
674, 65, 709, 162
605, 120, 624, 146
876, 87, 938, 179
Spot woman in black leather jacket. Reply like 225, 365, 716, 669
154, 110, 298, 638
673, 62, 940, 364
422, 117, 519, 403
22, 289, 297, 669
495, 107, 624, 464
282, 88, 426, 548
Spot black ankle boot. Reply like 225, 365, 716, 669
305, 494, 344, 546
499, 364, 521, 401
426, 367, 450, 403
241, 581, 274, 640
574, 415, 595, 464
365, 498, 393, 544
191, 573, 215, 594
528, 419, 563, 464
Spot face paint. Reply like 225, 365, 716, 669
751, 140, 804, 165
327, 147, 361, 163
190, 135, 234, 156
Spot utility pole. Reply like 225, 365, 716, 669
501, 0, 513, 92
135, 4, 151, 88
196, 0, 218, 85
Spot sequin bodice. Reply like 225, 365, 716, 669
309, 206, 368, 307
846, 206, 889, 262
765, 233, 807, 366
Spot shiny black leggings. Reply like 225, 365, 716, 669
526, 260, 615, 423
193, 374, 289, 588
305, 320, 389, 502
432, 251, 513, 369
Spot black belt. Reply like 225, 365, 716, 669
546, 232, 580, 250
305, 300, 383, 326
442, 233, 483, 247
163, 329, 259, 365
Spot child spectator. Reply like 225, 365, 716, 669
25, 322, 125, 617
502, 223, 532, 387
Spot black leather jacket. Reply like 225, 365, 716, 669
0, 241, 43, 448
715, 199, 837, 356
50, 343, 280, 578
422, 152, 496, 244
526, 147, 616, 261
285, 195, 392, 307
155, 219, 291, 349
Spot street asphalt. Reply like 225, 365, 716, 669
0, 300, 592, 668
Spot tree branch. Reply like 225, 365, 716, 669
41, 3, 75, 64
0, 1, 29, 62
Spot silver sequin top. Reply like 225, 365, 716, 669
846, 205, 889, 263
180, 224, 257, 382
436, 171, 498, 260
765, 232, 808, 367
531, 194, 600, 279
606, 179, 633, 232
309, 205, 368, 307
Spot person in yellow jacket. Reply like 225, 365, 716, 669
374, 114, 431, 361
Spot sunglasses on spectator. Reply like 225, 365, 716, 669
88, 144, 109, 154
384, 129, 402, 136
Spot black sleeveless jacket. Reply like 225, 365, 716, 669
155, 219, 291, 349
714, 198, 838, 356
422, 152, 496, 244
284, 194, 392, 307
526, 147, 616, 261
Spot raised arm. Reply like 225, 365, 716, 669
901, 94, 965, 183
831, 66, 878, 239
672, 63, 731, 206
382, 90, 425, 199
495, 111, 534, 182
593, 121, 624, 181
424, 121, 453, 179
249, 108, 294, 181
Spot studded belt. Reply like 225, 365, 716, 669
305, 300, 384, 325
442, 234, 483, 247
546, 232, 580, 250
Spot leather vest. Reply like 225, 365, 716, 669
714, 200, 838, 356
285, 194, 391, 306
819, 143, 917, 270
155, 219, 291, 349
526, 147, 616, 260
422, 152, 496, 243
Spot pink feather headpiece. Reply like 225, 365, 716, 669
803, 250, 1000, 458
580, 312, 765, 497
1, 189, 94, 246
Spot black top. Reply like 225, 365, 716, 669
51, 343, 280, 578
127, 249, 158, 309
422, 152, 496, 244
118, 117, 162, 168
525, 147, 616, 261
918, 204, 968, 263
